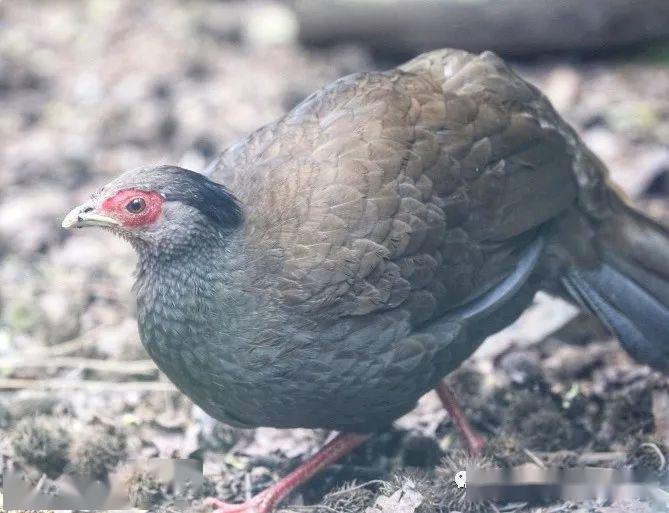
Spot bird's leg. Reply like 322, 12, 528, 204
205, 432, 369, 513
434, 380, 485, 456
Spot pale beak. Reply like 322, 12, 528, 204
62, 201, 121, 229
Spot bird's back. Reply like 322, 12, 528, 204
208, 49, 583, 326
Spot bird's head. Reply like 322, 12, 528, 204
62, 165, 243, 250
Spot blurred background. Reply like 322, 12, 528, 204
1, 1, 668, 512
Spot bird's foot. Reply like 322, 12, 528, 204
204, 492, 271, 513
204, 433, 369, 513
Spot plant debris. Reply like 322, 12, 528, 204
10, 415, 71, 478
71, 422, 128, 479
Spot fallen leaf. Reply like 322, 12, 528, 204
366, 479, 423, 513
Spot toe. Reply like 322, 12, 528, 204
203, 497, 247, 513
203, 496, 269, 513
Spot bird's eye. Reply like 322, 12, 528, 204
126, 197, 146, 214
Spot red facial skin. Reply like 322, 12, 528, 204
101, 189, 164, 228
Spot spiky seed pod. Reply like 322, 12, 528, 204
437, 450, 495, 513
11, 415, 70, 478
377, 451, 495, 513
71, 423, 127, 479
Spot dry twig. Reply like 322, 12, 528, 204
1, 356, 157, 374
0, 378, 175, 392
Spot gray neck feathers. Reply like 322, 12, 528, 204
132, 223, 245, 321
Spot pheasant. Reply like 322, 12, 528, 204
63, 49, 669, 513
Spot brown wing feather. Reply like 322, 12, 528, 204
209, 49, 578, 326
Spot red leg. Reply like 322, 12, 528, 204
205, 432, 369, 513
435, 380, 485, 456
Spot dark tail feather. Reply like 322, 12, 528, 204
564, 265, 669, 370
563, 200, 669, 372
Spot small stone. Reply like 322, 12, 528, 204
242, 4, 298, 47
500, 351, 541, 385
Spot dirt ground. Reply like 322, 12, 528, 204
1, 2, 668, 513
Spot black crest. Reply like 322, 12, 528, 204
155, 166, 244, 230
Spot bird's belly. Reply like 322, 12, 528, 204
138, 308, 461, 432
148, 342, 427, 432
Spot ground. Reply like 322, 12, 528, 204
1, 1, 668, 513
